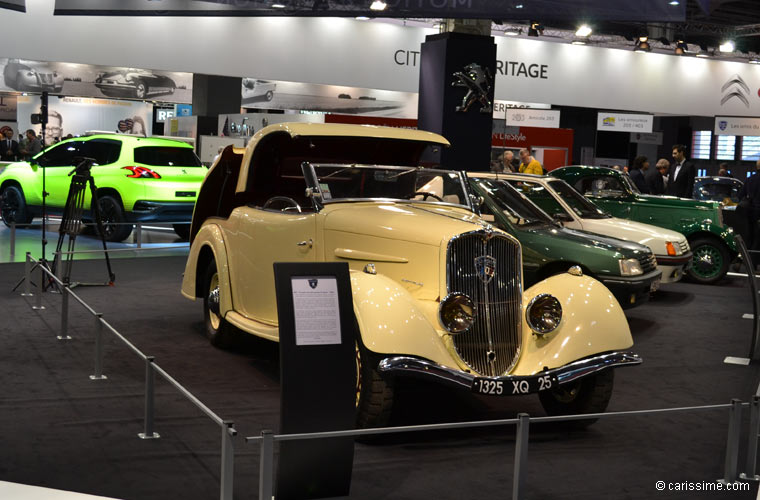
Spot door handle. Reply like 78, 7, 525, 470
297, 239, 313, 249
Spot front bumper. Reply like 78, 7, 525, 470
127, 201, 195, 222
655, 251, 693, 284
599, 269, 662, 308
377, 351, 641, 395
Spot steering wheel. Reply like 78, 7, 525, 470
263, 196, 302, 213
409, 191, 444, 202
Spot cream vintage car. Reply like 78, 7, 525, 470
181, 123, 640, 427
485, 172, 693, 284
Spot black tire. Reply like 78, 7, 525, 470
356, 342, 395, 428
686, 237, 730, 285
173, 223, 190, 241
202, 260, 234, 348
538, 369, 614, 428
265, 90, 274, 101
96, 195, 133, 242
134, 81, 147, 99
0, 184, 33, 227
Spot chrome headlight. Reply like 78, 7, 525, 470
439, 293, 476, 334
526, 294, 562, 335
619, 258, 643, 276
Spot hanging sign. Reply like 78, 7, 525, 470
506, 108, 560, 128
714, 116, 760, 136
597, 112, 653, 133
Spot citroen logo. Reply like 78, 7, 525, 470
721, 74, 750, 107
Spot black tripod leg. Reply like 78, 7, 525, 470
89, 178, 116, 284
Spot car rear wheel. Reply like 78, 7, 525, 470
687, 237, 730, 285
173, 223, 190, 240
538, 369, 614, 428
265, 90, 274, 101
134, 81, 147, 99
1, 185, 33, 227
202, 260, 234, 348
96, 195, 133, 242
356, 341, 394, 428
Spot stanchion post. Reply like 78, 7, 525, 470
136, 223, 142, 248
33, 270, 45, 310
54, 251, 62, 284
259, 429, 274, 500
512, 413, 530, 500
22, 252, 32, 296
138, 356, 160, 440
742, 395, 760, 481
10, 221, 15, 258
722, 399, 743, 484
57, 285, 71, 340
220, 421, 236, 500
89, 313, 107, 380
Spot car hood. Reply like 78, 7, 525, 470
322, 202, 489, 246
579, 217, 687, 254
520, 222, 651, 257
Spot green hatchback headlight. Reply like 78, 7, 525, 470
619, 258, 643, 276
439, 293, 476, 334
526, 294, 562, 335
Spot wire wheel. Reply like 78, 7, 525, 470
687, 237, 729, 284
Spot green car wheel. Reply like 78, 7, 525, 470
96, 195, 133, 242
0, 184, 33, 227
687, 237, 730, 285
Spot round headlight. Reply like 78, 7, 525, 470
526, 294, 562, 335
439, 293, 476, 334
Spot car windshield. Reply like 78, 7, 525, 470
547, 180, 610, 219
470, 178, 553, 226
695, 180, 742, 204
307, 164, 472, 210
621, 174, 641, 194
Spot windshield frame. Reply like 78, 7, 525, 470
302, 162, 475, 213
470, 177, 555, 227
546, 179, 611, 219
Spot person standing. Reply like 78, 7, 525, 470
739, 159, 760, 251
666, 144, 696, 198
518, 147, 543, 175
629, 155, 650, 193
0, 127, 19, 161
645, 159, 669, 195
19, 129, 42, 160
501, 150, 518, 172
718, 163, 732, 178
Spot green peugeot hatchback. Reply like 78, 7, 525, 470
0, 134, 205, 241
551, 166, 736, 284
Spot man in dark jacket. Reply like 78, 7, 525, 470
0, 127, 18, 161
666, 144, 696, 198
629, 155, 650, 193
645, 158, 668, 195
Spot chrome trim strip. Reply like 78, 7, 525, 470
377, 351, 642, 390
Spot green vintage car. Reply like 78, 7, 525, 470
551, 166, 736, 284
469, 176, 661, 308
0, 133, 205, 241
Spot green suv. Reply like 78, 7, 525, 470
0, 134, 205, 241
551, 166, 736, 284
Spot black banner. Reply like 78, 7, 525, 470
55, 0, 686, 21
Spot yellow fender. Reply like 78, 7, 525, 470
181, 223, 234, 316
513, 272, 633, 376
350, 270, 461, 368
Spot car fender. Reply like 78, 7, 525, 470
350, 270, 461, 369
512, 272, 633, 376
0, 165, 42, 205
680, 220, 736, 253
181, 223, 233, 315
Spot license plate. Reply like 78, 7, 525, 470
650, 279, 661, 293
472, 373, 556, 396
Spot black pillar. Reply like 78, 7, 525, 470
418, 32, 496, 172
191, 74, 242, 116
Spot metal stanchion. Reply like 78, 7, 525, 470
57, 285, 71, 340
89, 313, 107, 380
220, 421, 236, 500
512, 413, 530, 500
22, 252, 32, 296
259, 430, 274, 500
54, 250, 62, 283
33, 272, 45, 310
742, 395, 760, 481
136, 223, 142, 248
721, 399, 743, 484
10, 221, 15, 258
138, 356, 160, 440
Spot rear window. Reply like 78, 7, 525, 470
134, 146, 201, 167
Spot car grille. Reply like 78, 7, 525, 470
447, 230, 522, 377
678, 240, 690, 254
636, 252, 657, 273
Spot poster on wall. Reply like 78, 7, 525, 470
240, 78, 417, 119
17, 95, 153, 145
1, 58, 192, 104
0, 95, 17, 121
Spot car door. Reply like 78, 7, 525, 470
571, 174, 634, 219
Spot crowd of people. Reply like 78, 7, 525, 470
0, 127, 42, 162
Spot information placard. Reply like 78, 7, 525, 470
292, 276, 341, 346
506, 108, 560, 128
715, 116, 760, 136
597, 112, 653, 133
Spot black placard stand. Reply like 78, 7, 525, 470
273, 262, 356, 500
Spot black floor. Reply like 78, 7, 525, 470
0, 256, 759, 499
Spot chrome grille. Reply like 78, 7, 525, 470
636, 252, 657, 273
447, 231, 522, 376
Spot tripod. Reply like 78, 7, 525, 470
50, 156, 116, 288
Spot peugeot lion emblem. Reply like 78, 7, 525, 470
475, 256, 496, 285
308, 278, 319, 289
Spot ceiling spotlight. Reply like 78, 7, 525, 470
504, 28, 521, 36
575, 25, 592, 37
515, 3, 524, 8
669, 0, 680, 5
355, 16, 370, 20
674, 39, 688, 55
719, 40, 735, 53
528, 22, 543, 37
572, 40, 586, 45
634, 36, 651, 52
370, 0, 387, 10
271, 2, 285, 7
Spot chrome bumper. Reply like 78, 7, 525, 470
377, 351, 641, 392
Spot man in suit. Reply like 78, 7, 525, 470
0, 127, 19, 161
645, 158, 669, 195
666, 144, 696, 198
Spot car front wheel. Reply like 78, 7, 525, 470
202, 260, 234, 348
356, 342, 394, 428
1, 185, 33, 227
96, 195, 133, 242
538, 369, 614, 427
687, 237, 730, 285
134, 81, 147, 99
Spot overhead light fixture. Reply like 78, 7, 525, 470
669, 0, 680, 5
515, 3, 524, 8
575, 25, 592, 37
674, 39, 688, 55
719, 40, 735, 53
571, 40, 586, 45
355, 16, 370, 20
504, 28, 521, 36
271, 2, 285, 7
528, 22, 543, 37
370, 0, 387, 10
634, 36, 651, 52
